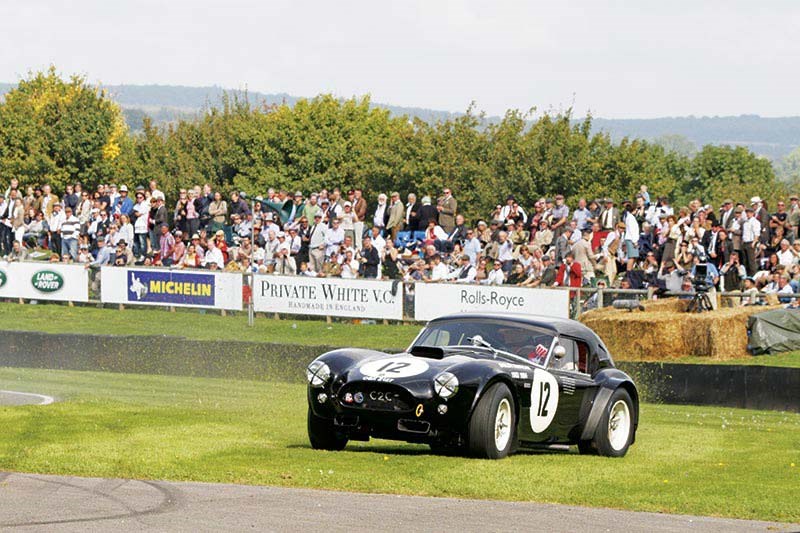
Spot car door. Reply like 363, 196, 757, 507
521, 337, 596, 443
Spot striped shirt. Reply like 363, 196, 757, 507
60, 215, 80, 239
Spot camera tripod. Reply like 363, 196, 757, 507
686, 290, 714, 313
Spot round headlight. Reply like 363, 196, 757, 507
307, 361, 331, 387
434, 372, 459, 399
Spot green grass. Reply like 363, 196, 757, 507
0, 301, 419, 350
0, 367, 798, 522
1, 301, 799, 366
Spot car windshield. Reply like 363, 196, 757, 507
411, 319, 556, 365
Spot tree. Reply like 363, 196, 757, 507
686, 145, 784, 205
0, 67, 128, 191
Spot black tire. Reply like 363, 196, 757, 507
468, 382, 516, 459
591, 388, 634, 457
307, 408, 348, 451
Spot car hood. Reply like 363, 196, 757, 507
347, 352, 480, 383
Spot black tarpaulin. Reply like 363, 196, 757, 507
747, 308, 800, 355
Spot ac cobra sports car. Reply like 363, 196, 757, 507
306, 313, 638, 459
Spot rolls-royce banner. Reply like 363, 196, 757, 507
101, 267, 242, 310
0, 261, 88, 302
253, 275, 403, 320
413, 283, 569, 321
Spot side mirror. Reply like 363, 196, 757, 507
552, 345, 566, 359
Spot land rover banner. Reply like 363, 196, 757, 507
413, 283, 569, 321
100, 266, 243, 310
253, 275, 403, 320
0, 261, 88, 302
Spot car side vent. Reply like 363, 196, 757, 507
409, 345, 444, 359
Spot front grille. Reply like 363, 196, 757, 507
338, 382, 413, 412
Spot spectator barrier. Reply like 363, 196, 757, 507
0, 261, 88, 302
252, 275, 404, 320
412, 283, 569, 321
100, 266, 243, 311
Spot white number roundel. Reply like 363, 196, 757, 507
358, 357, 429, 379
530, 368, 559, 433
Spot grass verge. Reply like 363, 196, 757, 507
0, 367, 798, 523
2, 301, 800, 367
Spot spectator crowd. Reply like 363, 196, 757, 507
2, 177, 800, 305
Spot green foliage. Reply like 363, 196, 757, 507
1, 69, 789, 215
0, 67, 127, 190
685, 145, 785, 206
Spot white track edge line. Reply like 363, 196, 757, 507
0, 390, 55, 405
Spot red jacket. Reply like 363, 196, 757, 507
555, 261, 582, 289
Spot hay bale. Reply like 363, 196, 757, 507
640, 298, 688, 313
580, 303, 779, 361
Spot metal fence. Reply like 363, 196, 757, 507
0, 259, 793, 324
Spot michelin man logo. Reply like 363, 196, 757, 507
130, 275, 148, 300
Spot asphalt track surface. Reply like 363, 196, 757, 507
0, 472, 797, 532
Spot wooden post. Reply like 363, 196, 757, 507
326, 316, 332, 324
273, 313, 280, 320
119, 304, 125, 311
221, 309, 227, 317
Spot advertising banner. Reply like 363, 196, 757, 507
253, 275, 403, 320
413, 283, 569, 321
0, 261, 88, 302
101, 267, 242, 310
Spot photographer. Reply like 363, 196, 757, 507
690, 255, 720, 310
720, 251, 746, 293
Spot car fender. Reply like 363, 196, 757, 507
313, 348, 389, 376
450, 361, 519, 425
580, 368, 639, 442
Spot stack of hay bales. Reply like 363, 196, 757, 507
580, 300, 777, 360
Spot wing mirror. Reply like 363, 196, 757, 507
552, 345, 566, 359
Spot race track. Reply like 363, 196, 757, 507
0, 472, 795, 532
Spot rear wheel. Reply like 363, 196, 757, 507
307, 408, 348, 451
589, 388, 634, 457
468, 383, 516, 459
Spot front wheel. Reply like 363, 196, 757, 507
307, 408, 348, 451
468, 383, 516, 459
589, 388, 635, 457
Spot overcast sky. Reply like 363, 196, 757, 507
2, 0, 799, 118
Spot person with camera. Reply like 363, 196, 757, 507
719, 251, 747, 304
690, 255, 720, 310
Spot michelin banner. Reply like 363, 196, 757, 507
101, 267, 243, 310
0, 261, 88, 302
253, 275, 403, 320
413, 283, 569, 321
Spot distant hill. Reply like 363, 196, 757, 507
2, 82, 799, 161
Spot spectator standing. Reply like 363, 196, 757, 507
623, 202, 640, 270
404, 193, 419, 232
132, 191, 150, 259
417, 196, 438, 229
741, 207, 762, 276
550, 194, 569, 240
60, 207, 80, 260
386, 192, 405, 242
358, 235, 380, 278
208, 192, 228, 233
159, 224, 176, 266
437, 188, 457, 233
